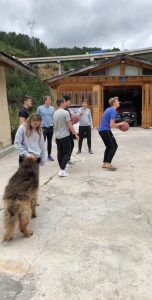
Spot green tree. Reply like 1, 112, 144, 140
6, 69, 50, 139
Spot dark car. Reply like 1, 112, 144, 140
68, 104, 82, 115
116, 101, 137, 126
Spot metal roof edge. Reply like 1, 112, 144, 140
0, 51, 35, 75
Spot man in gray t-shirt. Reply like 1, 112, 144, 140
53, 108, 70, 139
53, 99, 79, 177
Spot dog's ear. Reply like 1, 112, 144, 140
26, 156, 36, 161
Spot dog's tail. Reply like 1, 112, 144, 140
3, 202, 20, 241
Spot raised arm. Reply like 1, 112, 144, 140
66, 120, 79, 141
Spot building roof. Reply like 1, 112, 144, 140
0, 51, 34, 76
43, 54, 152, 85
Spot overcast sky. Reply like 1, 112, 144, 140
0, 0, 152, 50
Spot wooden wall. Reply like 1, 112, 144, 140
142, 83, 152, 128
53, 76, 152, 129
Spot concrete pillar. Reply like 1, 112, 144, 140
57, 61, 62, 75
0, 66, 11, 149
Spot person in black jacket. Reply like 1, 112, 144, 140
19, 95, 32, 124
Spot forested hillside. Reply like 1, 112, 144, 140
1, 31, 151, 140
0, 31, 109, 138
0, 32, 51, 138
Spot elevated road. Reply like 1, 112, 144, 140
19, 47, 152, 65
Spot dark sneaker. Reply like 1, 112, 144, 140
89, 150, 93, 154
106, 166, 117, 171
48, 155, 54, 161
76, 150, 81, 154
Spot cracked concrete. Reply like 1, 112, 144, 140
0, 128, 152, 299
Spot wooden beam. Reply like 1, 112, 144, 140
49, 74, 152, 89
120, 60, 125, 76
142, 83, 152, 128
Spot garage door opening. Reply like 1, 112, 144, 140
104, 86, 142, 126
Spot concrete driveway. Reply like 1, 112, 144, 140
0, 128, 152, 300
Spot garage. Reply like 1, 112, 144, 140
104, 86, 142, 126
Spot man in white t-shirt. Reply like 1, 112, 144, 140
53, 99, 79, 177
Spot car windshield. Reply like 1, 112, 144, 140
118, 102, 135, 113
120, 102, 134, 108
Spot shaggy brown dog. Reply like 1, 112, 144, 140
3, 157, 39, 241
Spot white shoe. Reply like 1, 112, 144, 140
58, 170, 69, 177
58, 170, 62, 176
63, 170, 69, 177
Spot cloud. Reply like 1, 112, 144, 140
0, 0, 152, 50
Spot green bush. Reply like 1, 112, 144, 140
6, 69, 51, 144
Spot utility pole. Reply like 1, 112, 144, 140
121, 40, 126, 51
27, 20, 36, 48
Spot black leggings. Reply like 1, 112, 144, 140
99, 130, 118, 163
42, 126, 54, 156
78, 126, 91, 151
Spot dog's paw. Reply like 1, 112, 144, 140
24, 229, 33, 238
31, 212, 37, 218
3, 235, 13, 242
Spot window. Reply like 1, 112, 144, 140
60, 91, 92, 105
142, 68, 152, 75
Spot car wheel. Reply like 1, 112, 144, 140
133, 120, 137, 127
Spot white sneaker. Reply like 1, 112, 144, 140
58, 170, 62, 176
62, 170, 69, 177
58, 170, 69, 177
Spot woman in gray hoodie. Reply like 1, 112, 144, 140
14, 113, 45, 166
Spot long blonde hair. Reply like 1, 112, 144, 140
25, 113, 42, 137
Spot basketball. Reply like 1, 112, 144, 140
71, 113, 80, 124
119, 122, 129, 132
